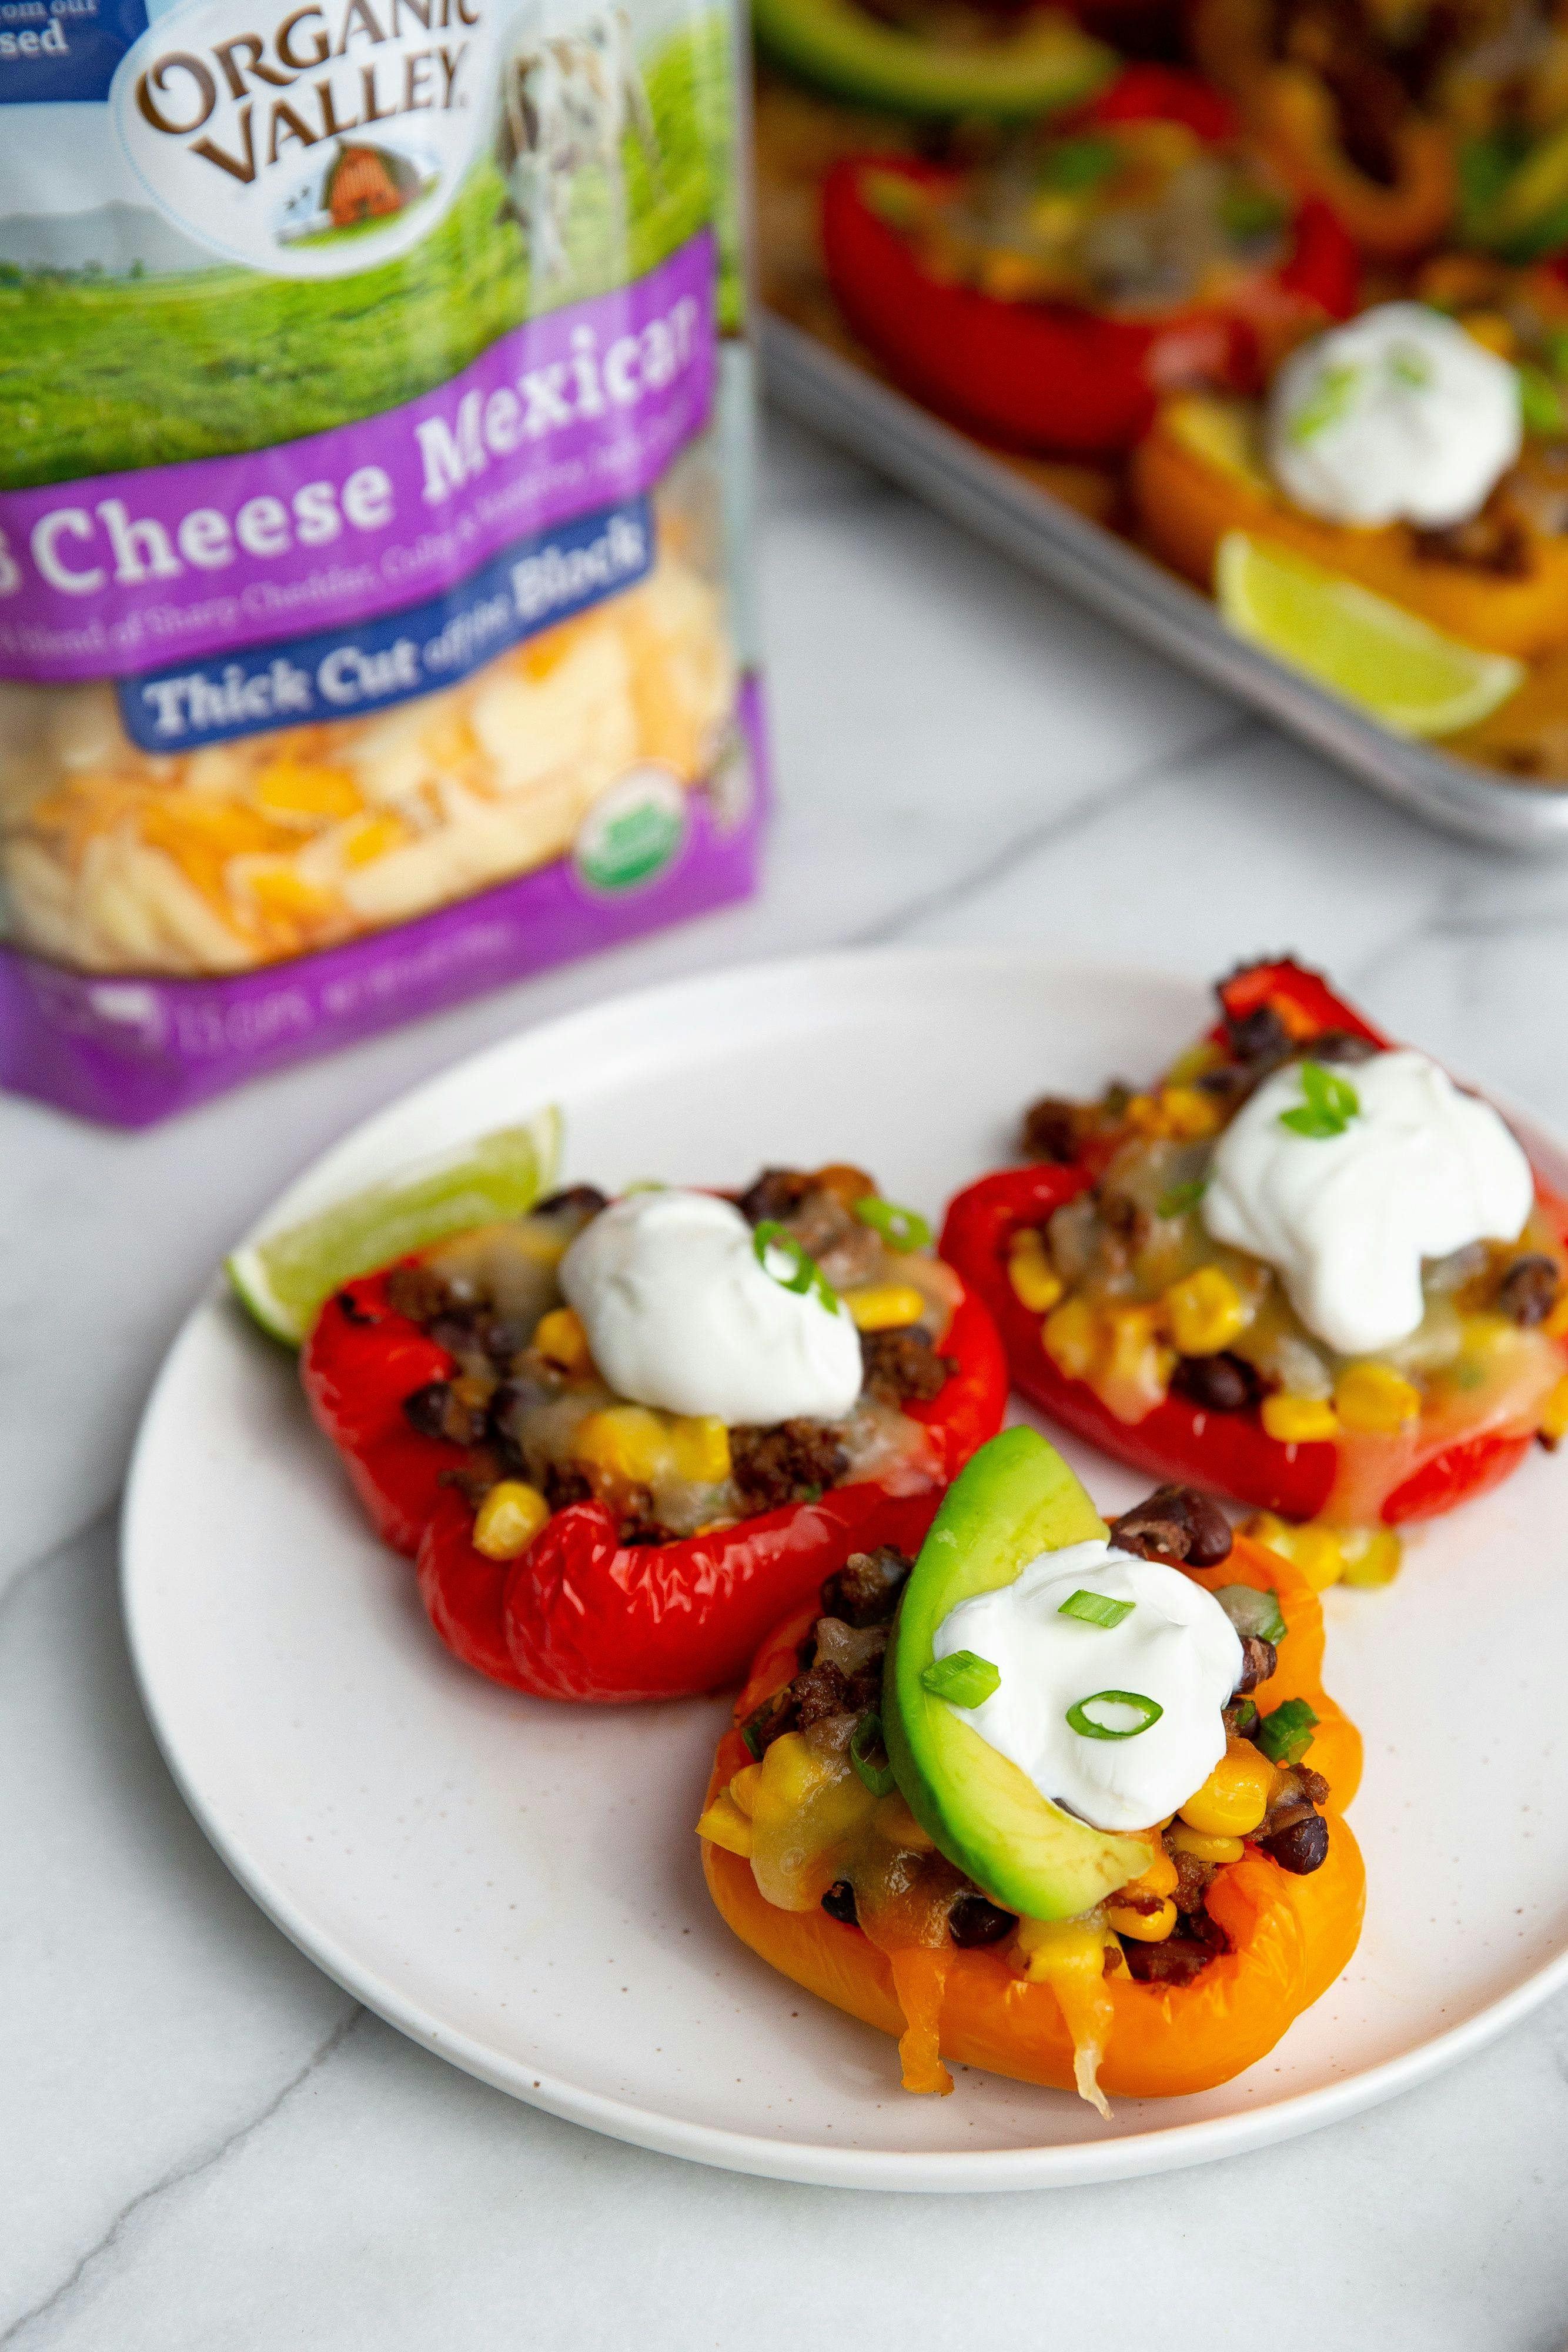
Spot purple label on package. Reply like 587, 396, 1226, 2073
0, 232, 715, 684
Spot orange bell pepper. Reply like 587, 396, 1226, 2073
1189, 0, 1455, 258
700, 1531, 1363, 2103
1133, 394, 1568, 659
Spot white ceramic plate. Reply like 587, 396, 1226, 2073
123, 951, 1568, 2191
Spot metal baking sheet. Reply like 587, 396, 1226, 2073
761, 310, 1568, 853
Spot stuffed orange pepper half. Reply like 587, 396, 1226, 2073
1134, 294, 1568, 664
303, 1163, 1005, 1701
699, 1428, 1362, 2110
940, 957, 1568, 1548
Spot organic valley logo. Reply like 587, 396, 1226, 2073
110, 0, 493, 278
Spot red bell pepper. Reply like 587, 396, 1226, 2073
303, 1275, 1008, 1702
819, 69, 1359, 457
302, 1272, 467, 1555
940, 960, 1568, 1526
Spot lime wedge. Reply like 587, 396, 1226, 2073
226, 1105, 562, 1345
1215, 531, 1525, 738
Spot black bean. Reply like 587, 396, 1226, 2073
736, 1167, 813, 1225
1021, 1097, 1080, 1162
1171, 1351, 1261, 1414
1497, 1253, 1561, 1328
1226, 1004, 1293, 1066
1259, 1812, 1330, 1875
403, 1381, 457, 1441
1111, 1483, 1232, 1568
535, 1185, 609, 1220
948, 1893, 1017, 1948
1235, 1635, 1278, 1695
1307, 1030, 1378, 1065
821, 1880, 858, 1925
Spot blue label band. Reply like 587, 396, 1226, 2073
114, 497, 654, 753
0, 0, 148, 104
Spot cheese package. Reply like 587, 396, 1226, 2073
0, 0, 762, 1120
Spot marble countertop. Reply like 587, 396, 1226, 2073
5, 412, 1567, 2351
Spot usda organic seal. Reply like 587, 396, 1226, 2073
574, 766, 688, 894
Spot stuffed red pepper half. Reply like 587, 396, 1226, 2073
304, 1164, 1007, 1701
941, 959, 1568, 1546
820, 65, 1359, 456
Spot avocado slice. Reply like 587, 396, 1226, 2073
883, 1426, 1153, 1922
754, 0, 1114, 122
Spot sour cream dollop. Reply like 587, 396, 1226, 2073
559, 1188, 864, 1425
1203, 1049, 1533, 1357
1266, 303, 1522, 530
933, 1541, 1243, 1833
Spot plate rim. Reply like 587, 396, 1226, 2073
121, 944, 1568, 2191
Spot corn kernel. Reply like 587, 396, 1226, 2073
533, 1306, 591, 1375
1261, 1392, 1340, 1444
754, 1729, 833, 1813
1460, 308, 1517, 359
728, 1762, 763, 1816
573, 1404, 674, 1486
1008, 1227, 1064, 1314
1106, 1896, 1178, 1942
1338, 1526, 1403, 1588
1246, 1508, 1346, 1590
1168, 1823, 1245, 1864
874, 1792, 935, 1852
1179, 1737, 1274, 1837
845, 1283, 927, 1334
1164, 1265, 1249, 1355
668, 1414, 731, 1484
1044, 1295, 1102, 1381
1542, 1374, 1568, 1445
1119, 1848, 1179, 1901
471, 1480, 550, 1561
1124, 1091, 1166, 1137
1164, 1040, 1225, 1085
696, 1794, 754, 1857
1334, 1361, 1422, 1434
1159, 1084, 1224, 1140
1014, 1916, 1108, 1981
1101, 1304, 1175, 1422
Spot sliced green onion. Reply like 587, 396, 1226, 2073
752, 1220, 838, 1312
849, 1710, 897, 1797
1255, 1696, 1319, 1766
1227, 1697, 1259, 1736
853, 1195, 932, 1253
1066, 1688, 1164, 1740
1519, 360, 1564, 439
1279, 1060, 1359, 1140
1213, 1584, 1287, 1646
740, 1717, 764, 1762
1157, 1175, 1209, 1218
1286, 361, 1360, 445
921, 1649, 1001, 1708
1058, 1588, 1134, 1630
